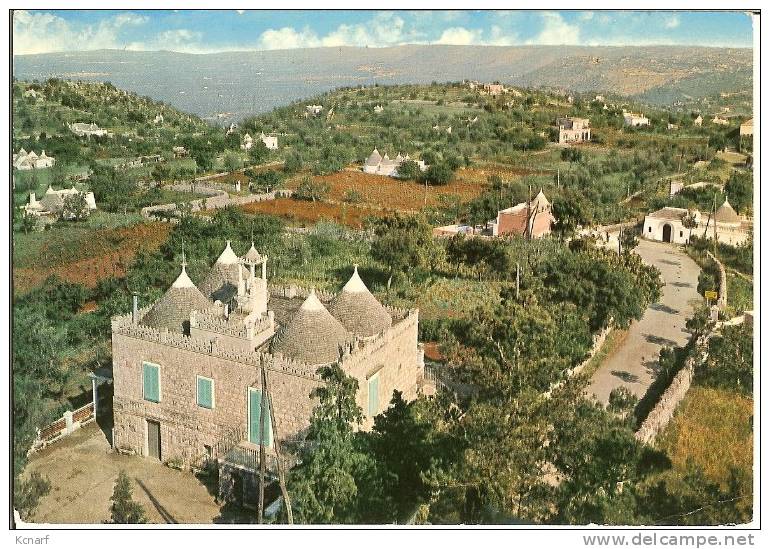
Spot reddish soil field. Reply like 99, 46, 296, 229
13, 222, 171, 294
241, 197, 388, 228
287, 169, 489, 212
456, 165, 551, 184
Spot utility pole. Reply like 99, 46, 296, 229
713, 193, 718, 258
526, 184, 532, 241
557, 167, 560, 188
618, 226, 623, 255
262, 361, 293, 524
257, 364, 267, 523
516, 262, 520, 300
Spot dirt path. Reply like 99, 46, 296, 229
23, 423, 226, 524
588, 239, 703, 404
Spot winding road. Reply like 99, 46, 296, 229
588, 239, 703, 404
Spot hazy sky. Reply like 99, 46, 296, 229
13, 9, 754, 55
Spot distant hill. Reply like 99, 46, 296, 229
13, 45, 752, 121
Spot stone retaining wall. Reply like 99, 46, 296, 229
634, 333, 709, 444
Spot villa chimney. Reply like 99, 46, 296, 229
132, 293, 139, 324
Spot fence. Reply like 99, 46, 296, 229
29, 401, 96, 454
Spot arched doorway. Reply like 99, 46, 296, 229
662, 223, 673, 243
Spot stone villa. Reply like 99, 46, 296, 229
363, 148, 427, 178
556, 117, 591, 144
111, 242, 424, 503
740, 118, 753, 136
642, 198, 752, 246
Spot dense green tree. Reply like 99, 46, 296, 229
421, 163, 454, 185
551, 191, 593, 240
109, 471, 148, 524
294, 176, 330, 203
396, 159, 421, 181
248, 140, 270, 165
61, 191, 90, 221
285, 364, 391, 523
369, 214, 441, 288
697, 323, 753, 395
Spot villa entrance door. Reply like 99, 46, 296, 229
147, 420, 161, 460
662, 224, 673, 243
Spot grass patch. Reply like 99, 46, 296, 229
657, 385, 753, 491
727, 273, 753, 316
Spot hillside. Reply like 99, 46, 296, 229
13, 45, 752, 121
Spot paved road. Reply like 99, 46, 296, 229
589, 239, 702, 404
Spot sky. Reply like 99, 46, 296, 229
12, 9, 754, 55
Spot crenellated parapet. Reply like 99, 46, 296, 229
269, 284, 335, 302
189, 310, 272, 339
112, 311, 320, 380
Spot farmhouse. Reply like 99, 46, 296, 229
23, 186, 97, 219
693, 115, 703, 127
711, 115, 730, 126
488, 189, 554, 238
154, 114, 164, 124
482, 83, 504, 97
13, 148, 55, 170
69, 122, 110, 137
305, 105, 323, 116
260, 133, 278, 150
111, 242, 424, 504
363, 148, 427, 178
642, 198, 751, 246
173, 146, 189, 158
623, 111, 650, 127
556, 117, 591, 144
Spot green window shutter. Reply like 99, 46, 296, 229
197, 377, 214, 409
248, 389, 272, 447
143, 363, 160, 403
368, 374, 379, 417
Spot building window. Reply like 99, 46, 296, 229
680, 231, 683, 238
648, 226, 652, 233
142, 362, 161, 403
368, 373, 380, 417
247, 388, 272, 447
197, 376, 214, 409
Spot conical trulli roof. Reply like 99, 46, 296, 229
271, 290, 351, 365
243, 242, 263, 264
531, 189, 550, 211
715, 198, 740, 224
198, 241, 250, 302
328, 266, 392, 337
140, 264, 211, 334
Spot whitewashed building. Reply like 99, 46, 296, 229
23, 186, 98, 219
623, 112, 650, 127
557, 117, 591, 144
13, 149, 55, 170
70, 122, 109, 137
363, 148, 427, 178
642, 199, 751, 246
